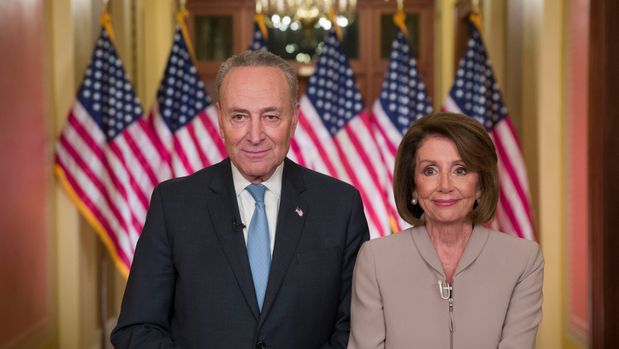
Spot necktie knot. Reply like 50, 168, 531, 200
246, 184, 267, 204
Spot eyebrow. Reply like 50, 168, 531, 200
417, 159, 465, 165
226, 106, 282, 114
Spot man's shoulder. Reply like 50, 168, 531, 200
156, 159, 229, 194
287, 160, 358, 195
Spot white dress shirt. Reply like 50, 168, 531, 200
231, 162, 283, 255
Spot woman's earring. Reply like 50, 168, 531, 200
411, 198, 418, 205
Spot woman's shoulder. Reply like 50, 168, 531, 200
361, 226, 418, 254
484, 227, 539, 250
481, 226, 543, 266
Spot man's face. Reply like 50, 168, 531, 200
217, 66, 298, 183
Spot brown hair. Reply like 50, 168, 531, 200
393, 112, 499, 226
215, 50, 298, 108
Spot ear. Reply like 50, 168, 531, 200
215, 102, 225, 139
290, 102, 300, 134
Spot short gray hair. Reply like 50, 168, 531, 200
215, 50, 298, 107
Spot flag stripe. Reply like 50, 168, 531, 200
56, 138, 135, 260
55, 154, 132, 266
333, 131, 387, 237
125, 120, 162, 187
172, 135, 196, 176
289, 138, 306, 167
58, 133, 137, 244
490, 130, 533, 220
297, 112, 339, 178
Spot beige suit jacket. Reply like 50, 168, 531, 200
348, 225, 543, 349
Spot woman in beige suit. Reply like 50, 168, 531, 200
348, 112, 543, 349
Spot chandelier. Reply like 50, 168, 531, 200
256, 0, 357, 31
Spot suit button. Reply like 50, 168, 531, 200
256, 340, 266, 349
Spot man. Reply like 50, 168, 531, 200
111, 50, 370, 348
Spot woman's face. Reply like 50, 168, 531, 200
413, 135, 480, 226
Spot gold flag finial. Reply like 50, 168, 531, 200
176, 4, 196, 60
470, 0, 482, 33
328, 7, 343, 41
393, 7, 408, 36
255, 13, 269, 39
100, 9, 116, 42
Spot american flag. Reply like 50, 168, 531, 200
372, 26, 433, 232
442, 20, 535, 240
54, 24, 169, 277
291, 30, 391, 238
149, 26, 225, 177
249, 13, 269, 51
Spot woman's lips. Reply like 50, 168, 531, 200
432, 199, 459, 206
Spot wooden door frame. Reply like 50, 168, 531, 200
589, 0, 619, 347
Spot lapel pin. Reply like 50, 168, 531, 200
295, 207, 304, 217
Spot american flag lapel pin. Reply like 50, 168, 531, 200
295, 207, 304, 217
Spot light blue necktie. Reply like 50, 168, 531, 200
246, 184, 271, 311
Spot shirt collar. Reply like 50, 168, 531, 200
231, 161, 284, 198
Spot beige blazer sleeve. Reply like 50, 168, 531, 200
499, 242, 544, 349
348, 242, 385, 349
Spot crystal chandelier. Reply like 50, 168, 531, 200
256, 0, 357, 31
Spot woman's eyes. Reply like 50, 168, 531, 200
421, 165, 469, 176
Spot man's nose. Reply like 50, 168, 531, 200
247, 117, 264, 143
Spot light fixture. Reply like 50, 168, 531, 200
256, 0, 357, 30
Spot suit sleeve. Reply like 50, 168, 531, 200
347, 241, 386, 349
498, 242, 544, 349
110, 186, 179, 349
322, 190, 370, 349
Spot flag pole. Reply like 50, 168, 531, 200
99, 240, 109, 349
99, 6, 111, 347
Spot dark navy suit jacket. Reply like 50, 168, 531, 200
111, 158, 370, 348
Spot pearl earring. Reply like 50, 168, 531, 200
411, 198, 418, 205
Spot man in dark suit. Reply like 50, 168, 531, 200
111, 50, 369, 348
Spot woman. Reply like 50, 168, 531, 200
348, 112, 543, 349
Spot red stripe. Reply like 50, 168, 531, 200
69, 114, 149, 215
199, 110, 227, 158
297, 112, 338, 176
502, 117, 524, 150
68, 113, 105, 162
185, 120, 210, 169
343, 123, 391, 228
133, 119, 163, 186
172, 136, 195, 176
147, 110, 172, 165
491, 131, 533, 223
371, 113, 398, 158
122, 123, 160, 190
497, 186, 525, 239
289, 138, 306, 166
346, 112, 385, 194
67, 117, 145, 219
58, 136, 135, 254
332, 139, 386, 237
69, 115, 145, 214
56, 156, 132, 267
62, 125, 144, 238
108, 140, 150, 210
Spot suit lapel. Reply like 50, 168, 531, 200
455, 224, 489, 277
207, 159, 260, 319
259, 159, 307, 324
